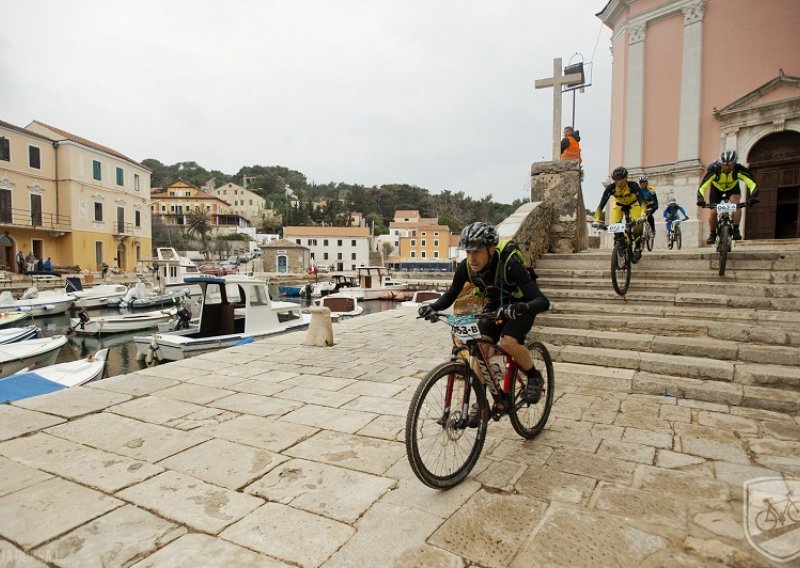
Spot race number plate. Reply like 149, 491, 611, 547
717, 203, 737, 214
448, 315, 482, 341
607, 222, 626, 234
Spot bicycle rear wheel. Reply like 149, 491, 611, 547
611, 241, 631, 296
718, 224, 730, 276
509, 342, 554, 439
644, 223, 654, 251
405, 361, 488, 489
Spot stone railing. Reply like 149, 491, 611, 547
496, 201, 553, 268
531, 159, 588, 253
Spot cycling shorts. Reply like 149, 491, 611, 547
610, 201, 645, 224
708, 185, 741, 203
479, 315, 534, 345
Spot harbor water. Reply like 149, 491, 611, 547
32, 291, 403, 379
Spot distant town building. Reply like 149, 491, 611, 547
208, 182, 277, 227
260, 238, 309, 273
283, 226, 372, 272
385, 210, 452, 270
150, 180, 252, 232
0, 119, 152, 272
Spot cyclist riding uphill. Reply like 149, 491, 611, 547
697, 150, 759, 243
663, 197, 689, 237
637, 176, 659, 236
418, 222, 550, 390
593, 167, 648, 245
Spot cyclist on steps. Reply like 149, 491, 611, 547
663, 197, 689, 240
638, 176, 659, 237
418, 222, 550, 404
593, 167, 649, 259
696, 150, 760, 244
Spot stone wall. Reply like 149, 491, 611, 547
530, 159, 588, 253
496, 201, 552, 268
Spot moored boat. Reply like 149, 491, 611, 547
0, 289, 75, 317
0, 325, 40, 344
65, 277, 129, 309
0, 335, 68, 379
347, 267, 407, 300
134, 275, 310, 362
69, 308, 178, 336
400, 290, 444, 307
0, 348, 109, 403
315, 293, 363, 318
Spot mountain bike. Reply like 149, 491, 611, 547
704, 199, 748, 276
667, 219, 683, 250
405, 311, 554, 489
594, 210, 642, 296
755, 495, 800, 532
642, 215, 655, 252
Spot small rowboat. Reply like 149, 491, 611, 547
0, 335, 68, 379
69, 309, 177, 335
0, 349, 109, 403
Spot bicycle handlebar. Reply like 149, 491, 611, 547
417, 309, 503, 324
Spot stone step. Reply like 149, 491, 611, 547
535, 267, 799, 284
545, 344, 800, 412
547, 301, 800, 328
734, 238, 800, 250
538, 277, 800, 298
550, 360, 799, 413
536, 326, 800, 367
542, 288, 800, 311
536, 250, 800, 272
536, 313, 800, 347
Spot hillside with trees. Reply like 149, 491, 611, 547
143, 159, 529, 235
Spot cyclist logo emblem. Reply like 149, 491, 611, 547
744, 477, 800, 563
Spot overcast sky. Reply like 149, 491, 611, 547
1, 0, 613, 207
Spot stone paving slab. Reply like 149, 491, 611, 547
0, 310, 798, 566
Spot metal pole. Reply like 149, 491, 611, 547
572, 90, 576, 128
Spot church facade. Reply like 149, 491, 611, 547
598, 0, 800, 242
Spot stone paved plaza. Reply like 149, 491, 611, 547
0, 309, 799, 567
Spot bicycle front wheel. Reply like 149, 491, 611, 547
718, 224, 730, 276
675, 226, 682, 250
405, 361, 488, 489
644, 223, 654, 251
611, 241, 631, 296
509, 341, 554, 439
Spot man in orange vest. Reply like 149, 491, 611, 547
560, 126, 582, 162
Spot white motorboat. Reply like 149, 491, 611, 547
315, 293, 363, 317
0, 312, 32, 328
113, 282, 191, 309
400, 290, 444, 308
0, 348, 108, 403
347, 267, 407, 300
65, 278, 128, 309
69, 308, 178, 335
0, 335, 68, 379
0, 289, 75, 317
0, 325, 40, 344
134, 275, 310, 362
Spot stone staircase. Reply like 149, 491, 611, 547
533, 244, 800, 413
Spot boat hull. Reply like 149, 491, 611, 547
70, 310, 176, 335
0, 335, 69, 379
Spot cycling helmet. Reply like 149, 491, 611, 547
719, 150, 738, 164
611, 167, 628, 181
459, 222, 499, 251
669, 197, 677, 204
638, 175, 648, 184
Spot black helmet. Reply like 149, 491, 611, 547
459, 222, 499, 251
719, 150, 737, 164
611, 167, 628, 181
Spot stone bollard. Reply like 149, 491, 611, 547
304, 306, 334, 347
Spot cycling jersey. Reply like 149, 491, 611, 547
594, 180, 646, 221
697, 164, 759, 202
663, 203, 688, 220
639, 184, 659, 210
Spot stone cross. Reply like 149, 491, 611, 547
535, 57, 583, 161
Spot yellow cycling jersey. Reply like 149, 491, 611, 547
698, 169, 757, 200
594, 181, 645, 221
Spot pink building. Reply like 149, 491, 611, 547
598, 0, 800, 242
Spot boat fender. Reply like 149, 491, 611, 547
235, 337, 254, 346
145, 335, 162, 364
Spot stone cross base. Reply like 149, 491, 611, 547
531, 159, 588, 254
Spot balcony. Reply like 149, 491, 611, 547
0, 208, 71, 233
113, 221, 134, 235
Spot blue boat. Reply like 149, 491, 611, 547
278, 284, 303, 297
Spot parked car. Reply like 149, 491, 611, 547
316, 264, 330, 273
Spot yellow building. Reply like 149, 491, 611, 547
397, 223, 451, 268
0, 119, 151, 273
150, 180, 231, 228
